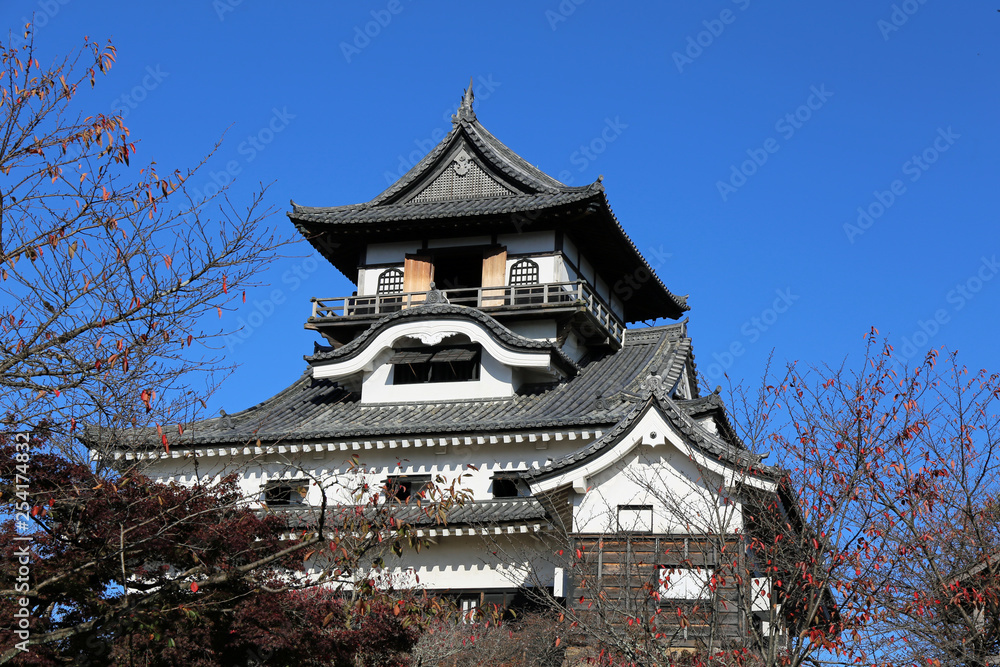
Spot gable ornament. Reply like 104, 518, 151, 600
452, 149, 472, 177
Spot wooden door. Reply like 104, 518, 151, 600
403, 254, 434, 306
481, 246, 507, 307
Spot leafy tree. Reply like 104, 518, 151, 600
0, 430, 456, 665
0, 27, 283, 461
0, 27, 467, 666
495, 332, 1000, 667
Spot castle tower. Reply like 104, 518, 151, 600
108, 83, 785, 646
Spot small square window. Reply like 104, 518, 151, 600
385, 475, 432, 503
460, 597, 478, 623
492, 477, 520, 498
263, 483, 305, 507
617, 505, 653, 533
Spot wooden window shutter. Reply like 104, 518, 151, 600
403, 254, 434, 306
481, 246, 507, 306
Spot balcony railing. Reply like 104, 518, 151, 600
310, 281, 624, 345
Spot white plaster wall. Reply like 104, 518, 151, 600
357, 268, 368, 296
312, 319, 555, 385
366, 241, 422, 265
358, 266, 405, 297
360, 255, 566, 297
504, 254, 560, 284
506, 320, 557, 341
497, 231, 554, 255
140, 455, 326, 507
610, 294, 624, 319
308, 534, 555, 591
136, 433, 599, 506
563, 237, 579, 267
552, 254, 571, 283
696, 416, 718, 435
521, 407, 752, 535
574, 444, 742, 535
596, 276, 610, 303
561, 332, 587, 363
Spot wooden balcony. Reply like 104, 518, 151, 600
309, 281, 625, 347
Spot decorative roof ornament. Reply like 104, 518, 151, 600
594, 392, 621, 411
640, 374, 665, 395
452, 148, 472, 176
451, 77, 476, 125
425, 282, 449, 304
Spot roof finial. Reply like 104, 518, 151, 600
452, 77, 477, 125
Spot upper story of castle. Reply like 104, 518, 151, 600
286, 82, 690, 405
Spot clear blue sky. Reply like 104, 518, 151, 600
8, 1, 998, 414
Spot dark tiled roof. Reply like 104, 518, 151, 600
306, 303, 580, 376
286, 88, 689, 323
521, 388, 773, 484
291, 187, 689, 322
369, 103, 570, 205
265, 498, 548, 531
109, 323, 687, 450
678, 394, 747, 450
292, 190, 599, 226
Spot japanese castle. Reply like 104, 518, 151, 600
113, 83, 787, 647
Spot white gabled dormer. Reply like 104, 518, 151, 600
306, 303, 579, 404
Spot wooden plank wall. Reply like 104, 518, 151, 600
567, 536, 747, 649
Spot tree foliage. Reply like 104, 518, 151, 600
0, 27, 471, 666
497, 332, 1000, 667
0, 430, 460, 665
0, 27, 284, 461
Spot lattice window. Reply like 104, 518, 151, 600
508, 259, 539, 286
377, 268, 404, 294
